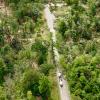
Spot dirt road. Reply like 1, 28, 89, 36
44, 4, 70, 100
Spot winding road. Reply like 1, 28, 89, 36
44, 4, 70, 100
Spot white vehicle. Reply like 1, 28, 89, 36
58, 72, 62, 78
59, 80, 63, 87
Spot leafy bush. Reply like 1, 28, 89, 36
0, 58, 5, 84
40, 64, 54, 75
39, 76, 51, 99
16, 2, 40, 24
21, 69, 51, 98
0, 86, 7, 99
57, 20, 67, 39
31, 39, 48, 65
10, 37, 22, 52
58, 0, 100, 100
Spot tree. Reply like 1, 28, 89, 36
40, 63, 54, 75
91, 55, 100, 66
22, 19, 35, 37
3, 54, 14, 74
0, 86, 7, 100
88, 0, 96, 16
39, 76, 51, 99
27, 91, 35, 100
58, 20, 66, 39
16, 2, 40, 24
21, 69, 41, 96
0, 44, 12, 56
10, 37, 22, 52
31, 39, 48, 65
73, 55, 85, 67
64, 0, 73, 5
0, 35, 4, 47
0, 58, 5, 84
6, 0, 20, 4
94, 17, 100, 32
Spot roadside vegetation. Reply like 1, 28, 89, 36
1, 0, 99, 100
0, 0, 60, 100
55, 0, 100, 100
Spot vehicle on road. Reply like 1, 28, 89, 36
58, 72, 62, 79
59, 80, 63, 87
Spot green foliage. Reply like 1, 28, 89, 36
39, 76, 51, 99
0, 58, 5, 84
58, 20, 66, 39
40, 63, 54, 75
73, 55, 85, 67
21, 69, 41, 96
91, 55, 100, 66
65, 0, 78, 5
58, 1, 100, 97
58, 0, 100, 99
94, 17, 100, 32
6, 0, 20, 4
18, 49, 34, 60
10, 37, 22, 52
4, 54, 14, 74
85, 40, 97, 55
2, 45, 12, 54
0, 35, 4, 46
22, 19, 35, 34
27, 91, 35, 100
88, 0, 96, 16
31, 40, 46, 53
81, 0, 87, 4
31, 39, 48, 65
57, 0, 98, 41
0, 86, 7, 100
0, 0, 53, 99
0, 45, 15, 83
21, 69, 52, 98
16, 2, 40, 24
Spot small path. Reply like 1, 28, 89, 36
44, 4, 70, 100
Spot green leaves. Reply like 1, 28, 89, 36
31, 39, 48, 65
15, 2, 40, 23
21, 69, 51, 98
66, 54, 100, 99
0, 86, 7, 100
21, 69, 40, 95
40, 64, 54, 75
39, 76, 51, 98
0, 35, 4, 46
91, 55, 100, 66
0, 58, 5, 84
58, 0, 100, 99
10, 37, 22, 52
57, 20, 67, 39
0, 0, 52, 99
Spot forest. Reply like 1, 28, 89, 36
0, 0, 100, 100
56, 0, 100, 100
0, 0, 55, 100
